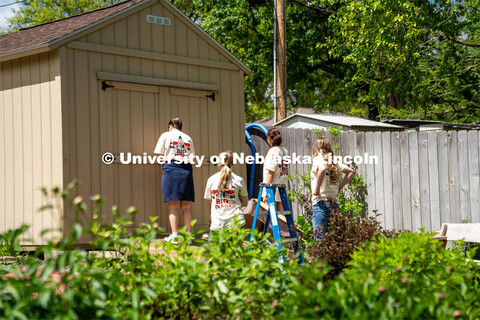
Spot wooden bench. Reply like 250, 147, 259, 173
432, 223, 480, 265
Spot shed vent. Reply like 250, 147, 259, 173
146, 15, 171, 26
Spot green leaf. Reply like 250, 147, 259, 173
72, 223, 83, 240
132, 289, 139, 310
217, 280, 229, 294
38, 291, 51, 308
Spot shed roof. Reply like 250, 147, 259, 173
382, 119, 480, 130
0, 0, 250, 74
275, 113, 403, 128
0, 0, 144, 56
251, 107, 316, 126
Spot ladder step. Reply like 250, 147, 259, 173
257, 210, 291, 217
250, 184, 304, 264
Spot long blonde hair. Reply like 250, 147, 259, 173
312, 138, 340, 182
218, 150, 234, 192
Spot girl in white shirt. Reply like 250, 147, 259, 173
204, 150, 248, 232
311, 137, 355, 242
263, 128, 289, 210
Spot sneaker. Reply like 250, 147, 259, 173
163, 234, 180, 244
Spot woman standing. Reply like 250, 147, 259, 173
154, 117, 195, 243
262, 128, 289, 210
311, 137, 355, 242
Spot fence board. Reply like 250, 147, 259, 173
468, 131, 479, 222
448, 131, 461, 224
374, 132, 386, 227
458, 131, 471, 222
400, 132, 412, 230
437, 131, 450, 225
391, 132, 403, 230
365, 132, 376, 217
418, 132, 431, 231
408, 132, 421, 231
428, 131, 441, 231
356, 132, 366, 177
382, 132, 393, 229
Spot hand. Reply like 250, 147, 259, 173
337, 187, 343, 196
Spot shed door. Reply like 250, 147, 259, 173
100, 82, 217, 232
100, 82, 163, 228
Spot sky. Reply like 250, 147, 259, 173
0, 0, 21, 31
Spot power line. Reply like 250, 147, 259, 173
0, 1, 24, 8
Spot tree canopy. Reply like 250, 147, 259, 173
6, 0, 480, 123
323, 0, 480, 122
6, 0, 122, 30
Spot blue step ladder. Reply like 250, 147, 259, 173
249, 183, 304, 264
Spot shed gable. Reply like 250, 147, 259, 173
0, 0, 249, 74
69, 1, 245, 75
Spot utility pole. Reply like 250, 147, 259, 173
274, 0, 286, 123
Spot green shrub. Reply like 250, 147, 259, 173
2, 184, 480, 319
0, 225, 28, 258
0, 184, 299, 319
289, 170, 314, 251
282, 232, 480, 319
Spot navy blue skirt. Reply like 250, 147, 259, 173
161, 163, 195, 202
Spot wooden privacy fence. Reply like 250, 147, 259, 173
247, 127, 480, 232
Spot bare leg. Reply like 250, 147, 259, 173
180, 201, 192, 232
168, 201, 179, 233
276, 201, 284, 211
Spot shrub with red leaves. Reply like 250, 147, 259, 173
309, 204, 400, 279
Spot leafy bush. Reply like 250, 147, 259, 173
0, 225, 27, 258
2, 184, 480, 319
283, 232, 480, 319
0, 184, 299, 319
337, 167, 367, 218
288, 170, 314, 250
309, 206, 399, 279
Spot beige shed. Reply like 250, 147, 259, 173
0, 0, 250, 245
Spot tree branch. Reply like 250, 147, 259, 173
433, 104, 480, 115
447, 36, 480, 48
290, 0, 335, 16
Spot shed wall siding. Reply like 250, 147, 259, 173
0, 51, 63, 244
62, 1, 246, 234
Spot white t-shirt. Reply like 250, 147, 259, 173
153, 129, 195, 163
204, 171, 248, 230
263, 146, 289, 185
263, 146, 289, 201
311, 155, 349, 205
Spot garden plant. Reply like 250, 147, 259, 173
0, 182, 479, 319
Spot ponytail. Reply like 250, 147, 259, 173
218, 150, 234, 192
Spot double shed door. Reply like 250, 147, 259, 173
100, 81, 217, 232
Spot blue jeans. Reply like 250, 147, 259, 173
312, 200, 339, 242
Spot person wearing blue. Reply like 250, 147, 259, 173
311, 138, 355, 242
154, 117, 195, 243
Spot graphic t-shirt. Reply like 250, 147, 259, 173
204, 172, 248, 230
263, 146, 289, 186
153, 129, 195, 163
311, 155, 349, 205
